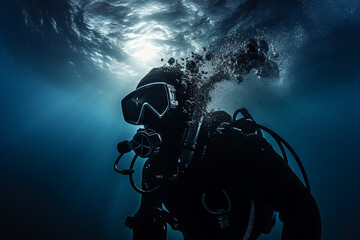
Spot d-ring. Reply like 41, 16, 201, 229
201, 190, 232, 215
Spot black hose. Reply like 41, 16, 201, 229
275, 138, 288, 164
232, 109, 244, 122
114, 153, 134, 175
128, 154, 163, 194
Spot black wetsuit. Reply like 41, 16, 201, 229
126, 113, 321, 240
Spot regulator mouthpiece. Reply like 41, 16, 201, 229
116, 129, 162, 158
114, 128, 163, 194
129, 129, 162, 158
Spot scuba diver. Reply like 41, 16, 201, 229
115, 66, 321, 240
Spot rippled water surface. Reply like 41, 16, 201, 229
1, 0, 360, 239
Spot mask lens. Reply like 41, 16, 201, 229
122, 96, 142, 123
122, 84, 170, 124
147, 85, 168, 113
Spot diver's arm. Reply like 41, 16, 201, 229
228, 132, 321, 240
126, 161, 167, 240
256, 141, 321, 240
277, 177, 321, 240
126, 194, 167, 240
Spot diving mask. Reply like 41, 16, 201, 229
121, 82, 178, 125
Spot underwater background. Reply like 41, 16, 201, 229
0, 0, 360, 239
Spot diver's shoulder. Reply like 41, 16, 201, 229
227, 126, 270, 150
202, 109, 271, 154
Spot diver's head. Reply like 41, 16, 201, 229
121, 67, 190, 142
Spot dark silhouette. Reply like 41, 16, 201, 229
116, 66, 321, 240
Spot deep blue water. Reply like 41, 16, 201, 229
0, 0, 360, 239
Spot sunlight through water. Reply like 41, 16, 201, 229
1, 1, 360, 239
